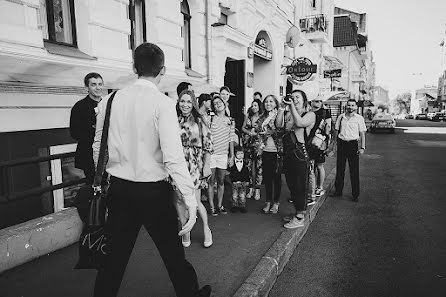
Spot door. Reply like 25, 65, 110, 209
224, 59, 245, 130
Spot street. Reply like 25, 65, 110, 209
270, 119, 446, 297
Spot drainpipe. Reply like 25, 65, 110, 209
205, 0, 213, 85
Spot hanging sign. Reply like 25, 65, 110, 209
286, 57, 317, 82
324, 69, 342, 78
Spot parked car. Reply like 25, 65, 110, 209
427, 112, 436, 120
415, 113, 427, 120
405, 114, 414, 119
369, 113, 396, 133
432, 112, 446, 122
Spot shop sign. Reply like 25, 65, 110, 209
248, 43, 254, 58
286, 57, 317, 82
247, 72, 254, 88
324, 69, 342, 78
254, 44, 273, 60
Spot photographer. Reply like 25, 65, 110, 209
276, 90, 315, 229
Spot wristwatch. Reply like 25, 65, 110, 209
360, 146, 365, 150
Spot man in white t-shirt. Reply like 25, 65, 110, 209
330, 99, 367, 202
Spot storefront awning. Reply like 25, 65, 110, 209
321, 91, 350, 101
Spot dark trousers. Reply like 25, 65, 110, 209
83, 165, 95, 185
262, 152, 282, 203
93, 177, 199, 297
283, 143, 309, 212
335, 139, 360, 198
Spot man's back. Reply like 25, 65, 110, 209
94, 79, 183, 183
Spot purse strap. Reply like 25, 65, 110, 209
93, 91, 117, 188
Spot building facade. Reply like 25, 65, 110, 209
3, 0, 334, 229
332, 7, 373, 103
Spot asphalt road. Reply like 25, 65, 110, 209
270, 119, 446, 297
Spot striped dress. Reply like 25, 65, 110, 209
210, 115, 236, 156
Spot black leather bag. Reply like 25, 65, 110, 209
74, 91, 116, 270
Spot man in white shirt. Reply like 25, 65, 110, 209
330, 99, 367, 202
92, 43, 211, 297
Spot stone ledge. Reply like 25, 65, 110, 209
0, 207, 82, 273
233, 166, 336, 297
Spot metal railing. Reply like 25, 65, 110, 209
0, 152, 85, 203
299, 14, 327, 33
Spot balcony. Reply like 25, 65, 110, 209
299, 14, 329, 44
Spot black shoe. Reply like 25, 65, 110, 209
352, 196, 359, 202
197, 285, 212, 297
230, 206, 238, 213
219, 205, 228, 214
329, 191, 342, 197
240, 206, 248, 213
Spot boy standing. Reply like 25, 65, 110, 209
228, 146, 250, 213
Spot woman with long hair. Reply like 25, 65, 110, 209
241, 99, 264, 200
208, 95, 236, 216
175, 89, 213, 247
258, 95, 283, 214
276, 90, 315, 229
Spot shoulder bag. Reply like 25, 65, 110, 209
74, 91, 117, 270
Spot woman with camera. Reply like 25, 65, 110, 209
276, 90, 315, 228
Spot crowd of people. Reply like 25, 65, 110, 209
70, 42, 367, 297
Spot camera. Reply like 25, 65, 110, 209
283, 94, 292, 103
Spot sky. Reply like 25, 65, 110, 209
334, 0, 446, 98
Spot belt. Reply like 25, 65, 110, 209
338, 138, 358, 143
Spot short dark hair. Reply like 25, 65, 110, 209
177, 82, 192, 97
133, 43, 165, 77
84, 72, 103, 87
234, 145, 244, 154
220, 86, 230, 93
210, 92, 219, 98
198, 93, 212, 107
253, 91, 262, 98
347, 98, 357, 105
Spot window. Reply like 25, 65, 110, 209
129, 0, 147, 50
218, 12, 228, 25
39, 0, 77, 45
181, 0, 191, 69
311, 0, 316, 9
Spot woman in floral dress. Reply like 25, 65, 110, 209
241, 99, 264, 200
175, 90, 213, 248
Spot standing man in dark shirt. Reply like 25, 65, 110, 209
69, 72, 104, 184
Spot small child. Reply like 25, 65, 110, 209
228, 146, 250, 213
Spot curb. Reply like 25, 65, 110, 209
232, 166, 336, 297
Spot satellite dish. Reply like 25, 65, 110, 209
285, 25, 301, 48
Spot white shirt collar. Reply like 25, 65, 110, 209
134, 78, 159, 90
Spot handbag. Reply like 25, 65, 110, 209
309, 110, 328, 151
74, 91, 117, 270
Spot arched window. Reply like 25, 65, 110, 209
181, 0, 191, 68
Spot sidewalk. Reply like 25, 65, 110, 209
0, 159, 335, 297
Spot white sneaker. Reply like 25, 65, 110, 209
283, 217, 305, 229
270, 203, 279, 214
254, 189, 261, 200
262, 202, 271, 213
246, 188, 254, 199
315, 188, 325, 197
